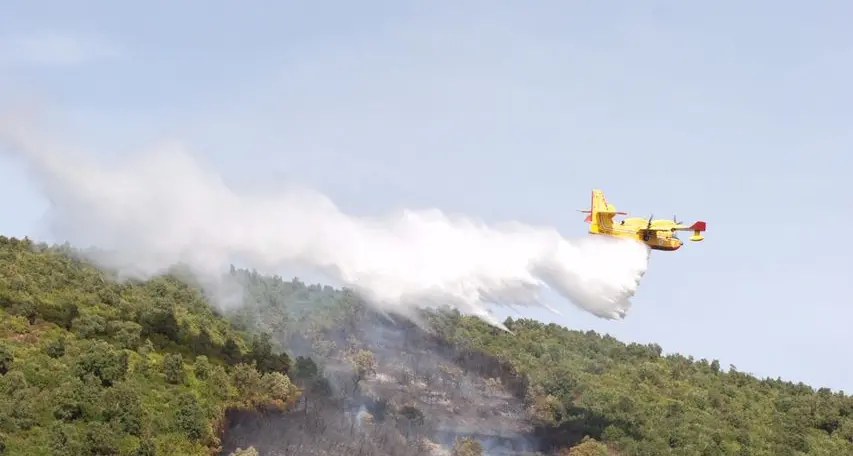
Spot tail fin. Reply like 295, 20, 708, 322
591, 189, 609, 214
580, 189, 626, 224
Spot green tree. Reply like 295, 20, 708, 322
193, 355, 210, 380
262, 372, 297, 404
230, 363, 262, 400
162, 353, 185, 385
108, 320, 143, 350
72, 313, 106, 338
174, 392, 206, 441
562, 437, 609, 456
52, 377, 85, 422
74, 340, 128, 387
101, 382, 144, 435
45, 337, 66, 358
351, 349, 376, 386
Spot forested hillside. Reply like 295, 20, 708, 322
2, 234, 852, 455
0, 236, 298, 455
227, 269, 853, 456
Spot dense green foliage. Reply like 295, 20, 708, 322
3, 233, 853, 455
0, 236, 298, 455
427, 313, 853, 455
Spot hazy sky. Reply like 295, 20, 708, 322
1, 1, 851, 391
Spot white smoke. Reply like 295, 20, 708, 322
0, 122, 650, 330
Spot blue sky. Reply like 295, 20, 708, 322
1, 1, 852, 391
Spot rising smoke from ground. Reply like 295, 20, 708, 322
0, 121, 650, 329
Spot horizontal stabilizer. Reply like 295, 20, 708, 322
578, 209, 627, 215
689, 221, 707, 232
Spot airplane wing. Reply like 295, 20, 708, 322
639, 220, 706, 232
640, 226, 674, 232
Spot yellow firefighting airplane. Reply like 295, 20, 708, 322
579, 189, 706, 251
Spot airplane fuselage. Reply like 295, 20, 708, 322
589, 216, 683, 251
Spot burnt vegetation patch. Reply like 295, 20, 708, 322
220, 299, 545, 455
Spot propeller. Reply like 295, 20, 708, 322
671, 214, 685, 237
641, 213, 654, 241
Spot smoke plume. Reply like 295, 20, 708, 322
0, 122, 650, 329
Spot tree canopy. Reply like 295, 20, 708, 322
0, 236, 298, 455
427, 312, 853, 455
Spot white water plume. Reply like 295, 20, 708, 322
0, 123, 650, 330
